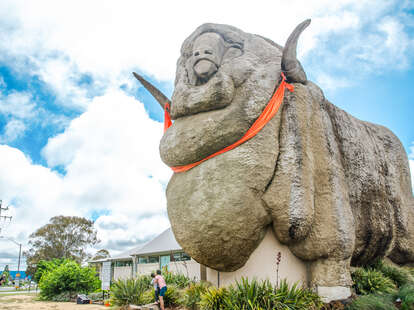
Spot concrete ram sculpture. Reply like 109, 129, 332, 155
134, 20, 414, 301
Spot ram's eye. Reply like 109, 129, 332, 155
204, 50, 213, 55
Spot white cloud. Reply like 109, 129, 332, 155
0, 91, 36, 142
0, 0, 413, 268
1, 0, 412, 92
0, 91, 172, 267
0, 91, 35, 119
313, 72, 352, 91
1, 119, 26, 142
0, 76, 5, 88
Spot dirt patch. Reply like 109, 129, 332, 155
0, 294, 108, 310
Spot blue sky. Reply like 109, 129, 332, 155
0, 0, 413, 270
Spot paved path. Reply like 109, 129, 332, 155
0, 288, 38, 294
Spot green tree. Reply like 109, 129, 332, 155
33, 258, 69, 283
1, 265, 10, 283
24, 216, 99, 277
92, 249, 110, 260
39, 260, 100, 299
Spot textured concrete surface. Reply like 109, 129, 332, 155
154, 21, 414, 300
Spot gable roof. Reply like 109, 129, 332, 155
132, 227, 182, 256
109, 242, 144, 261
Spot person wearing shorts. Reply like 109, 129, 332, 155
154, 270, 167, 310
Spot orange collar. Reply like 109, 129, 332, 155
164, 72, 294, 173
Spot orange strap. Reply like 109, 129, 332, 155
164, 72, 294, 173
163, 102, 172, 132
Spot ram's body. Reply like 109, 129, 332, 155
135, 21, 414, 301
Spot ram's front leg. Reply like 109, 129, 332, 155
263, 84, 315, 244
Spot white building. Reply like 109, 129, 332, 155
90, 227, 308, 288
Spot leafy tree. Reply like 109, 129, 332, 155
1, 265, 10, 283
92, 249, 110, 260
39, 260, 100, 300
33, 258, 69, 283
24, 216, 99, 277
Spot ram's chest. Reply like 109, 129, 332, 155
165, 114, 281, 270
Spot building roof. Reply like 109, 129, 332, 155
108, 242, 144, 261
132, 227, 182, 256
88, 227, 182, 264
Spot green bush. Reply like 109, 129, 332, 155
34, 258, 70, 283
181, 281, 211, 309
50, 291, 72, 302
199, 278, 322, 310
224, 278, 275, 309
163, 268, 192, 289
374, 261, 414, 287
351, 268, 396, 295
346, 294, 395, 310
199, 286, 229, 310
87, 292, 105, 301
39, 260, 100, 300
140, 284, 181, 307
110, 277, 150, 306
273, 279, 323, 310
393, 284, 414, 310
141, 289, 156, 305
163, 284, 181, 307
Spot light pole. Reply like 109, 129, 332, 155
0, 236, 22, 287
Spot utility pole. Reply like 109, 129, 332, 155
0, 200, 12, 235
0, 236, 22, 288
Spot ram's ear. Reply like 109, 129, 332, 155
281, 19, 310, 84
133, 72, 171, 109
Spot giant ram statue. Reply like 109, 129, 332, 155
134, 20, 414, 301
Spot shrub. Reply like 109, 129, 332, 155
351, 268, 396, 295
346, 294, 395, 310
273, 279, 323, 310
162, 268, 191, 289
50, 291, 72, 302
374, 261, 414, 287
181, 281, 211, 310
141, 289, 155, 305
393, 284, 414, 310
88, 292, 105, 301
163, 284, 182, 307
199, 287, 229, 310
110, 277, 150, 306
224, 278, 275, 309
200, 279, 322, 310
34, 258, 70, 283
39, 260, 100, 300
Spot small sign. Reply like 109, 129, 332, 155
101, 261, 111, 290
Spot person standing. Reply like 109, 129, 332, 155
150, 273, 160, 305
154, 270, 167, 310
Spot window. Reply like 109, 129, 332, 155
138, 256, 148, 264
114, 261, 132, 267
173, 253, 181, 261
149, 256, 159, 263
181, 252, 191, 261
171, 252, 191, 262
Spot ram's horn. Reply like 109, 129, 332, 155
133, 72, 171, 109
281, 19, 311, 84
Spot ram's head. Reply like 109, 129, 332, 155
134, 20, 310, 271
